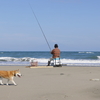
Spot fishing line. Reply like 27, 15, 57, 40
29, 3, 51, 51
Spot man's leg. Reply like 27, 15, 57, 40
47, 61, 50, 66
47, 58, 53, 66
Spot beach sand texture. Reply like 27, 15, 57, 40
0, 66, 100, 100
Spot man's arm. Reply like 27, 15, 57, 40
51, 49, 54, 54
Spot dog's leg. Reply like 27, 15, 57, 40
6, 79, 9, 85
0, 78, 3, 85
10, 77, 17, 86
7, 80, 17, 86
11, 80, 17, 86
6, 77, 17, 86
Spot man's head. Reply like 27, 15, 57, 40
54, 44, 58, 48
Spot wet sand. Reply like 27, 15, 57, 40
0, 66, 100, 100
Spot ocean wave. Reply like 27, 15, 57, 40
97, 56, 100, 59
79, 52, 94, 54
0, 57, 100, 63
64, 59, 100, 63
0, 52, 4, 54
0, 57, 33, 62
0, 57, 100, 66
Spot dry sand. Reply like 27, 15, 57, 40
0, 66, 100, 100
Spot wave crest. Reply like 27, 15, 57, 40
0, 57, 32, 62
79, 52, 94, 54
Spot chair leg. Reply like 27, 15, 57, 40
54, 58, 62, 67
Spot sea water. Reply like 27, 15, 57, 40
0, 51, 100, 66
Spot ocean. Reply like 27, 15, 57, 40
0, 51, 100, 66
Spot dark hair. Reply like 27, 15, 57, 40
54, 44, 58, 48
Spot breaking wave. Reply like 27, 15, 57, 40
79, 52, 94, 54
0, 57, 100, 66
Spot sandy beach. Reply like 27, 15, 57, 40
0, 66, 100, 100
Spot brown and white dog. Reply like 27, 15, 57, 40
0, 69, 22, 86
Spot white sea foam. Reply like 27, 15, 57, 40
63, 59, 100, 63
97, 56, 100, 59
0, 57, 100, 66
79, 52, 94, 54
0, 57, 32, 61
0, 57, 100, 63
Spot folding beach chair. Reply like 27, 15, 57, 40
53, 58, 62, 67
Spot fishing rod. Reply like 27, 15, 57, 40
29, 3, 51, 51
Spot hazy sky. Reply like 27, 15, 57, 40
0, 0, 100, 51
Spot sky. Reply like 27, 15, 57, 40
0, 0, 100, 51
